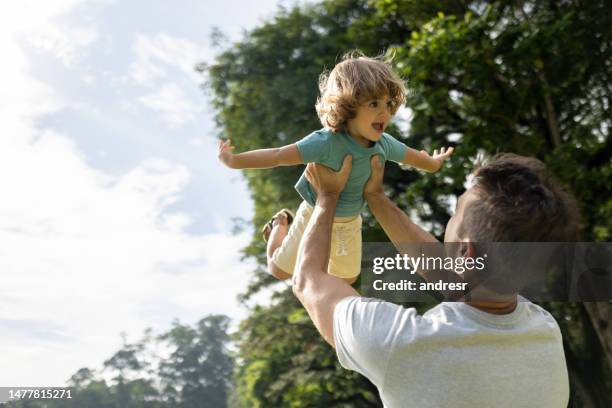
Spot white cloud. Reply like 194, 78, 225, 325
0, 1, 100, 69
127, 33, 209, 129
189, 137, 205, 146
129, 32, 209, 85
0, 124, 257, 387
0, 1, 83, 33
0, 130, 256, 387
0, 0, 256, 387
27, 25, 99, 67
138, 83, 200, 129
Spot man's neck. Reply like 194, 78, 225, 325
463, 286, 519, 315
465, 298, 518, 315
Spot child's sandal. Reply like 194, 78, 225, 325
262, 209, 295, 242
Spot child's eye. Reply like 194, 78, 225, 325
386, 100, 393, 109
368, 101, 378, 108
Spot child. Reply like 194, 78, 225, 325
218, 52, 453, 283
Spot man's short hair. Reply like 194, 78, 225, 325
458, 154, 582, 294
460, 153, 581, 242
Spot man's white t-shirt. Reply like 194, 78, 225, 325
333, 297, 569, 408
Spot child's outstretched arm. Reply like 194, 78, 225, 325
401, 146, 454, 172
218, 139, 303, 169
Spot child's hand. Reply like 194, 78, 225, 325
420, 147, 454, 172
218, 139, 236, 168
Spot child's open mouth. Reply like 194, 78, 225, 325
372, 122, 384, 132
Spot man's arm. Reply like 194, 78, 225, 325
292, 156, 359, 348
365, 155, 439, 244
218, 140, 303, 169
365, 156, 465, 298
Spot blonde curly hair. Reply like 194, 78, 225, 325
315, 51, 406, 133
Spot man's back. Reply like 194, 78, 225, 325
333, 298, 569, 408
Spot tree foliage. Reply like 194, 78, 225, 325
7, 315, 234, 408
206, 0, 611, 407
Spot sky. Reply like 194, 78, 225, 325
0, 0, 289, 387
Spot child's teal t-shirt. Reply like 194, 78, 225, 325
295, 128, 408, 216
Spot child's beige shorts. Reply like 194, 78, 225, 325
271, 201, 362, 279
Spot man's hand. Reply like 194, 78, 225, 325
364, 155, 385, 198
305, 155, 352, 197
218, 139, 235, 168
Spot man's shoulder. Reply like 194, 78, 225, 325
336, 296, 417, 316
335, 298, 561, 340
334, 297, 420, 337
519, 300, 563, 330
428, 301, 561, 333
333, 297, 419, 363
333, 297, 419, 388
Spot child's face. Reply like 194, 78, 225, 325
347, 94, 393, 146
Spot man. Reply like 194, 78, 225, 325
291, 153, 579, 407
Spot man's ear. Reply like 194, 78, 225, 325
464, 241, 476, 259
457, 240, 475, 259
459, 240, 483, 290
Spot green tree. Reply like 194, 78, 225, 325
158, 315, 234, 408
7, 316, 234, 408
206, 0, 610, 406
101, 330, 161, 407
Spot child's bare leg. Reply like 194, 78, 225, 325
265, 211, 292, 281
